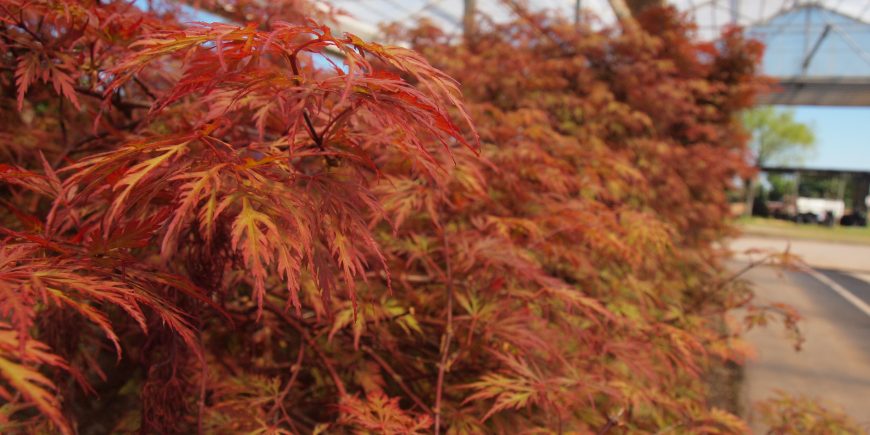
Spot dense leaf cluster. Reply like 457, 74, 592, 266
0, 1, 794, 433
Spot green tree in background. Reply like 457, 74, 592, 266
743, 107, 816, 216
766, 173, 795, 202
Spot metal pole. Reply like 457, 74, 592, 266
801, 24, 832, 75
730, 0, 739, 24
834, 173, 848, 226
802, 3, 811, 61
575, 0, 582, 26
463, 0, 476, 41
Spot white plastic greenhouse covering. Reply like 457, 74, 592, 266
328, 1, 870, 106
329, 1, 870, 41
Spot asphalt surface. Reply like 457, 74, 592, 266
732, 238, 870, 431
820, 269, 870, 312
730, 236, 870, 273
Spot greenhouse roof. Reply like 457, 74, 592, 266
329, 1, 870, 106
329, 1, 870, 41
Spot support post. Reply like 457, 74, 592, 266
837, 174, 848, 203
836, 173, 849, 225
730, 0, 739, 24
463, 0, 476, 41
575, 0, 582, 26
794, 171, 801, 198
791, 171, 802, 218
853, 176, 870, 215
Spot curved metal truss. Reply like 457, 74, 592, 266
329, 1, 870, 105
330, 0, 870, 39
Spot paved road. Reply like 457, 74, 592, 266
730, 236, 870, 273
731, 237, 870, 431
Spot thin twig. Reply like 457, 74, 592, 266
596, 408, 625, 435
302, 111, 324, 151
74, 86, 151, 110
58, 97, 67, 147
361, 345, 433, 414
434, 225, 455, 435
51, 119, 142, 169
283, 51, 337, 167
678, 252, 781, 318
16, 11, 42, 42
501, 0, 576, 56
264, 301, 347, 396
197, 321, 207, 435
268, 339, 306, 424
133, 76, 158, 100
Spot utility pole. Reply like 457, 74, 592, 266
463, 0, 476, 41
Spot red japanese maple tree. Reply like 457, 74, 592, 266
0, 0, 821, 433
1, 0, 476, 432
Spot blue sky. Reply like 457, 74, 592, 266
789, 106, 870, 171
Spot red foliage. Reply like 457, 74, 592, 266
1, 1, 785, 433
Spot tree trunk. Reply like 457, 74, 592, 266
607, 0, 633, 21
607, 0, 640, 34
626, 0, 664, 15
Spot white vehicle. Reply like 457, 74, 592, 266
795, 197, 845, 222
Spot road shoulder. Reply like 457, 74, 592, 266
738, 264, 870, 430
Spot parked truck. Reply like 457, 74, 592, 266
794, 197, 845, 224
